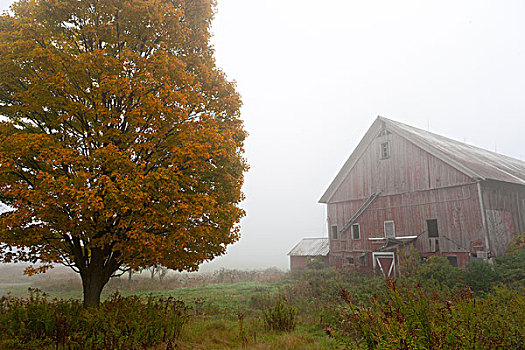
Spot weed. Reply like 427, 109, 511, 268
262, 295, 297, 332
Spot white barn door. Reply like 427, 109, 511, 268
372, 252, 395, 277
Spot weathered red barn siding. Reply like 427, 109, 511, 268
290, 256, 308, 270
323, 117, 525, 274
328, 185, 484, 268
290, 255, 329, 270
480, 181, 525, 256
329, 132, 473, 203
327, 132, 486, 269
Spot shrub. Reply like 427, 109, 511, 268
464, 260, 501, 293
495, 234, 525, 289
296, 268, 340, 300
413, 256, 464, 290
262, 295, 297, 332
306, 255, 327, 270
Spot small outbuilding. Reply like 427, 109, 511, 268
288, 237, 329, 270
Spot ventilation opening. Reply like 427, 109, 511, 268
331, 225, 338, 240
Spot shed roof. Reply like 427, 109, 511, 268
288, 238, 329, 256
320, 116, 525, 203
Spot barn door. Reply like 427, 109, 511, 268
372, 252, 395, 277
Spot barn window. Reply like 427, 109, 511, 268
351, 223, 360, 240
446, 256, 458, 267
331, 225, 338, 240
384, 221, 395, 238
346, 257, 355, 265
380, 142, 390, 159
427, 219, 439, 237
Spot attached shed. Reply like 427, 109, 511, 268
288, 238, 329, 270
320, 116, 525, 276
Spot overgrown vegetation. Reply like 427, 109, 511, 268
0, 289, 188, 350
262, 295, 297, 332
0, 240, 523, 349
394, 235, 525, 296
335, 281, 524, 349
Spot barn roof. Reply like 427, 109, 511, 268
320, 116, 525, 203
288, 238, 329, 256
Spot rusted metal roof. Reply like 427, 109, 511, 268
388, 118, 525, 185
288, 238, 329, 256
320, 116, 525, 203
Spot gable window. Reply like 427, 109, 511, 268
351, 223, 360, 240
380, 142, 390, 159
331, 225, 338, 240
384, 220, 395, 238
427, 219, 439, 237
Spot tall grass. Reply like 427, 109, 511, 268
262, 295, 297, 332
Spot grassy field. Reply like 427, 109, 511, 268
132, 281, 286, 317
0, 267, 339, 349
1, 248, 524, 350
171, 319, 336, 350
2, 281, 338, 350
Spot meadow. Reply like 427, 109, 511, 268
0, 267, 336, 349
0, 241, 524, 349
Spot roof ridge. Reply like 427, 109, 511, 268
381, 116, 525, 164
319, 116, 525, 203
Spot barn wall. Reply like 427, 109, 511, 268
329, 131, 473, 203
325, 130, 495, 270
481, 181, 525, 256
290, 256, 308, 270
328, 183, 484, 268
290, 255, 329, 270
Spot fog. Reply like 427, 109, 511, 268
1, 0, 525, 272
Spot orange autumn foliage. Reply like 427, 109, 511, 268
0, 0, 246, 306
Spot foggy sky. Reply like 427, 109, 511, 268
1, 0, 525, 271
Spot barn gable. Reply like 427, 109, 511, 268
321, 117, 474, 204
320, 116, 525, 204
319, 117, 525, 272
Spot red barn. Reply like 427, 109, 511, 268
319, 117, 525, 276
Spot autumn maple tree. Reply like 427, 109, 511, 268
0, 0, 246, 307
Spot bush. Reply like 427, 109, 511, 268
305, 255, 327, 270
463, 235, 524, 294
0, 289, 188, 349
335, 280, 525, 349
294, 268, 340, 300
411, 256, 463, 291
262, 295, 297, 332
464, 260, 501, 293
495, 234, 525, 289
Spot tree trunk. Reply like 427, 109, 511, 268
150, 267, 156, 279
80, 268, 110, 308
